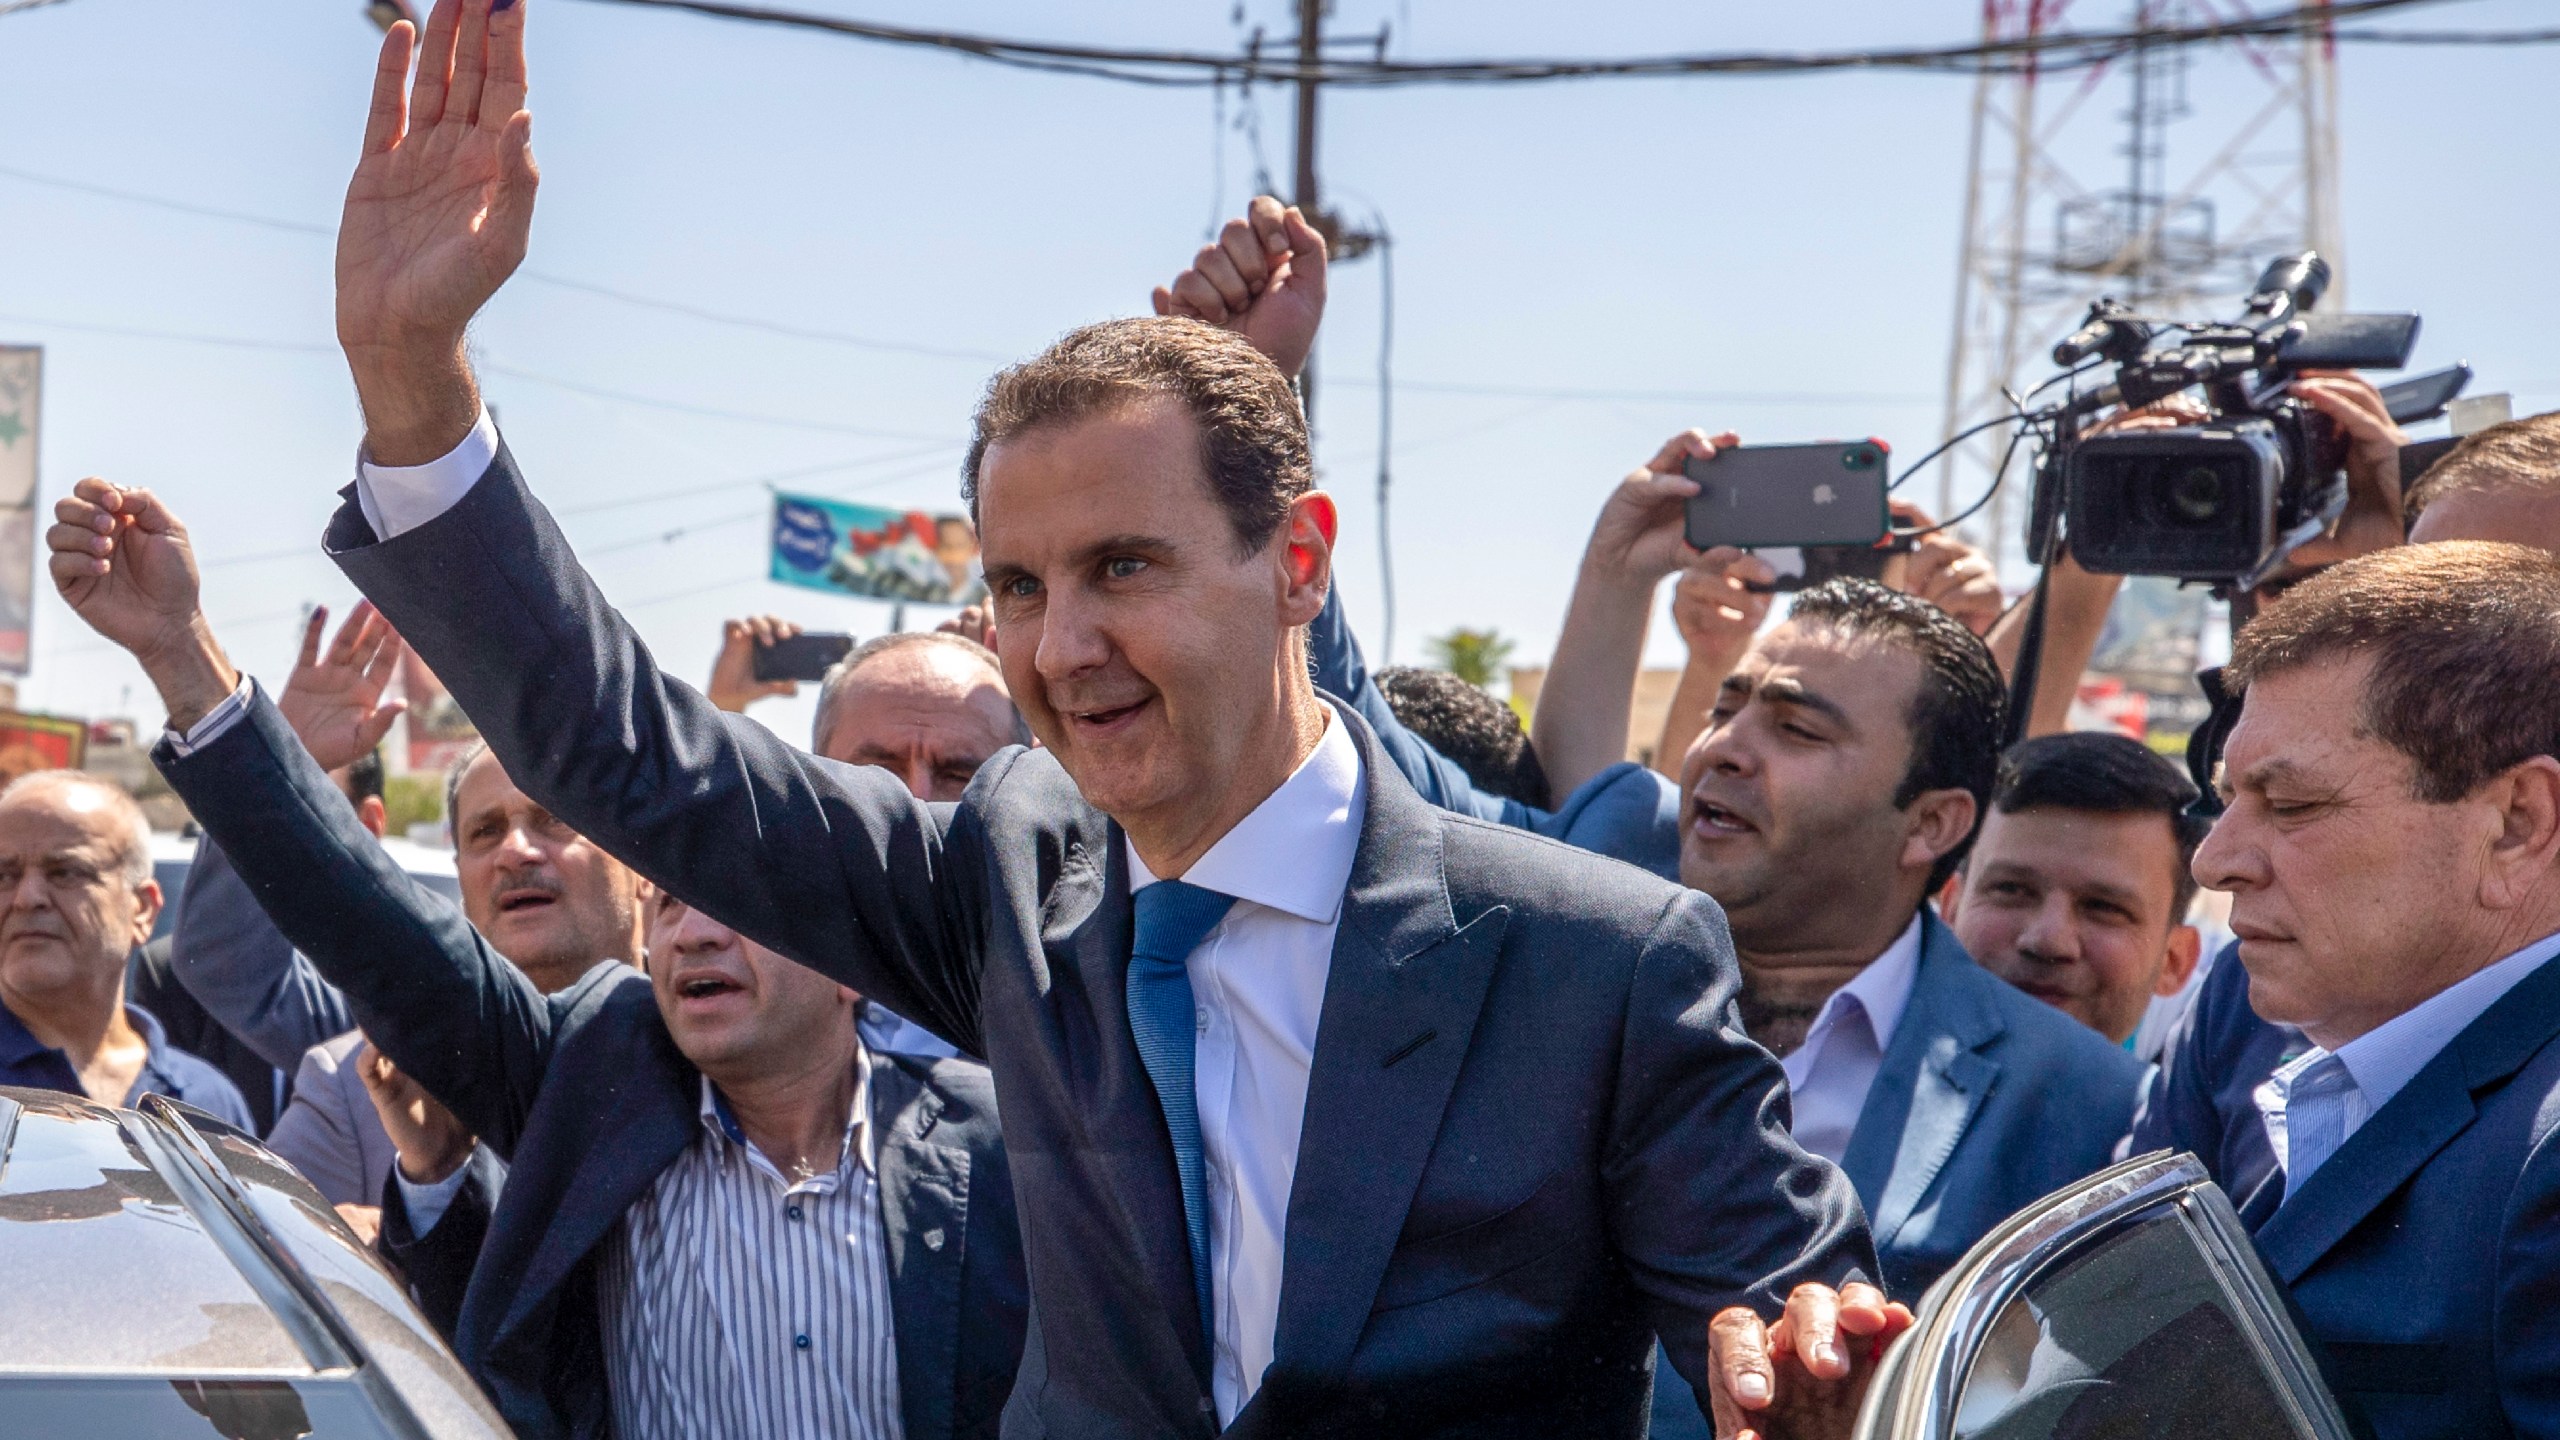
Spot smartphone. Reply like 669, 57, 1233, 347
1683, 440, 1893, 552
752, 631, 855, 683
1746, 534, 1916, 594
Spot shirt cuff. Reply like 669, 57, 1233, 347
163, 677, 255, 758
393, 1153, 475, 1237
356, 407, 499, 540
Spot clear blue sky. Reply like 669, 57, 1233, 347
2, 0, 2552, 746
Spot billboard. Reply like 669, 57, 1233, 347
768, 491, 981, 605
0, 348, 39, 675
0, 711, 85, 788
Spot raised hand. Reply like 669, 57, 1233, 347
1670, 546, 1777, 661
706, 615, 804, 713
2284, 369, 2410, 575
1707, 1282, 1913, 1440
357, 1040, 475, 1186
279, 603, 410, 772
1580, 430, 1738, 588
47, 478, 239, 728
1890, 500, 2003, 637
337, 0, 537, 463
1153, 196, 1328, 381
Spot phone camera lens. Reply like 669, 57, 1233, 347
1843, 448, 1879, 471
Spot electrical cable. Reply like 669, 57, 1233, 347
1885, 410, 2032, 497
1899, 419, 2033, 541
562, 0, 2477, 88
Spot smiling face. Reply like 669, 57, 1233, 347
451, 751, 641, 993
1679, 621, 1964, 953
1952, 806, 2199, 1043
2193, 653, 2512, 1046
0, 780, 158, 1022
645, 885, 858, 1079
976, 397, 1328, 859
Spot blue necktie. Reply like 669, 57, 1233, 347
1126, 878, 1236, 1353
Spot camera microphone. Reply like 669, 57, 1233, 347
2052, 300, 2147, 367
2247, 253, 2331, 324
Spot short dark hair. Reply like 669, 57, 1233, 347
344, 747, 385, 807
1787, 578, 2007, 889
2228, 540, 2560, 803
1375, 666, 1550, 809
962, 316, 1311, 555
2403, 409, 2560, 525
1992, 732, 2207, 916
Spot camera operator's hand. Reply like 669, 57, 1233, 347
708, 615, 803, 714
1153, 196, 1329, 381
1891, 501, 2003, 637
2283, 370, 2409, 573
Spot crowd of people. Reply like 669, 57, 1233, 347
8, 1, 2560, 1436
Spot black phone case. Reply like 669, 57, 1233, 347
1683, 441, 1892, 550
752, 632, 856, 683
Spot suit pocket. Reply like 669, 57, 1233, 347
1372, 1167, 1572, 1314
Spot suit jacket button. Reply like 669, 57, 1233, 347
923, 1227, 946, 1251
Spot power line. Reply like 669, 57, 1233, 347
563, 0, 2495, 88
0, 163, 1011, 364
478, 361, 956, 441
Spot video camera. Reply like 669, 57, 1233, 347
2028, 253, 2421, 592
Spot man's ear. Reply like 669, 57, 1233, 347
2156, 924, 2203, 997
358, 795, 389, 840
1935, 867, 1968, 923
1280, 491, 1338, 625
1900, 789, 1980, 877
129, 878, 165, 948
2481, 755, 2560, 911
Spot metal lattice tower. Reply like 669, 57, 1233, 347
1937, 0, 2343, 571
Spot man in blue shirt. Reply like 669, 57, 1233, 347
0, 769, 248, 1127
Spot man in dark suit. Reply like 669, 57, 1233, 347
111, 5, 1887, 1434
47, 496, 1033, 1440
2153, 541, 2560, 1438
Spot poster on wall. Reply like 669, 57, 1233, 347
768, 491, 982, 606
397, 651, 481, 775
0, 348, 41, 676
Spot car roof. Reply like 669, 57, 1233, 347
0, 1087, 506, 1437
150, 830, 457, 881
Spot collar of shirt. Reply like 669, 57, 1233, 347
1781, 912, 1926, 1093
2314, 927, 2560, 1120
0, 998, 183, 1105
1124, 708, 1363, 925
697, 1040, 875, 1197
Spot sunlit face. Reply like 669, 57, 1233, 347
1678, 622, 1938, 947
0, 785, 159, 1013
2410, 486, 2560, 556
815, 644, 1020, 803
2193, 654, 2505, 1046
451, 751, 640, 993
977, 398, 1318, 833
1952, 806, 2198, 1043
644, 886, 857, 1077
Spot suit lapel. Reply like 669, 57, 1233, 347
1037, 835, 1213, 1382
2253, 952, 2560, 1282
874, 1053, 969, 1440
1264, 711, 1509, 1393
1841, 916, 2003, 1249
499, 1021, 697, 1342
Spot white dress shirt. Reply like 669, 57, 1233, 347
2255, 928, 2560, 1197
356, 414, 1372, 1421
1126, 711, 1365, 1425
1779, 913, 1925, 1164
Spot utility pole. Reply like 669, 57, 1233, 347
1293, 0, 1325, 425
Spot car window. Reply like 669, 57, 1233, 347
1953, 1206, 2320, 1440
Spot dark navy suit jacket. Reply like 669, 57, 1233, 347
1651, 912, 2148, 1438
2135, 943, 2560, 1437
320, 444, 1874, 1439
156, 692, 1030, 1440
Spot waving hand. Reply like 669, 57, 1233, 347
337, 0, 537, 463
